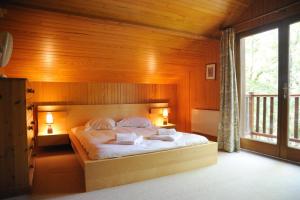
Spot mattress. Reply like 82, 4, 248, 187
71, 126, 209, 160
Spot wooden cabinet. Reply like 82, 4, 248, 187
0, 78, 34, 198
37, 132, 69, 147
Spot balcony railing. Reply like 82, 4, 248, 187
245, 93, 300, 144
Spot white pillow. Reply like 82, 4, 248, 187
85, 118, 116, 130
117, 117, 152, 128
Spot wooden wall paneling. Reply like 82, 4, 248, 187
28, 82, 178, 126
189, 40, 220, 110
176, 40, 220, 132
176, 73, 191, 132
0, 5, 221, 133
29, 82, 88, 104
155, 84, 177, 123
0, 5, 220, 84
37, 104, 165, 132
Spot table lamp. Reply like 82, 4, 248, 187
162, 108, 168, 125
46, 112, 53, 134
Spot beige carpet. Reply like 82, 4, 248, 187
6, 150, 300, 200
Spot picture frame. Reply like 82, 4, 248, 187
206, 63, 216, 80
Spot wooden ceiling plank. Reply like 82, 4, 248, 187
5, 0, 252, 37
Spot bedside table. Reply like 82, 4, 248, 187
37, 132, 69, 147
156, 123, 176, 129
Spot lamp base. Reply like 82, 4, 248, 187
163, 118, 168, 125
47, 125, 53, 134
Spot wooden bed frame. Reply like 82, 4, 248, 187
70, 133, 217, 191
37, 104, 218, 192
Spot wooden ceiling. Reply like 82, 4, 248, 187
6, 0, 252, 38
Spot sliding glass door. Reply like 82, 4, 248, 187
288, 22, 300, 150
240, 27, 280, 156
239, 18, 300, 162
285, 21, 300, 161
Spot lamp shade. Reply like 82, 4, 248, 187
46, 112, 53, 124
162, 108, 168, 117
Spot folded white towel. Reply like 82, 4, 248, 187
149, 133, 182, 142
116, 133, 143, 145
157, 128, 177, 135
116, 132, 136, 141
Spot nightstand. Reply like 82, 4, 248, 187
37, 132, 69, 147
156, 123, 176, 129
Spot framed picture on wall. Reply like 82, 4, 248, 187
206, 63, 216, 80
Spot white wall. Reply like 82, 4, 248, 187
191, 109, 220, 136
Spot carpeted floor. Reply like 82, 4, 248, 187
6, 149, 300, 200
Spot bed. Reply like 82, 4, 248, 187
37, 104, 218, 192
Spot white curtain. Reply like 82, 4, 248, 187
217, 28, 240, 152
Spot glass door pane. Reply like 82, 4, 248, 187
240, 28, 279, 144
288, 21, 300, 149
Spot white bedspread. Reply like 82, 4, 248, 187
71, 126, 209, 160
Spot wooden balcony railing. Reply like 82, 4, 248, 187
246, 93, 300, 143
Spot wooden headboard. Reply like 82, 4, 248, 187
37, 103, 167, 134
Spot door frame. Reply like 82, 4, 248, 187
237, 14, 300, 162
281, 16, 300, 162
